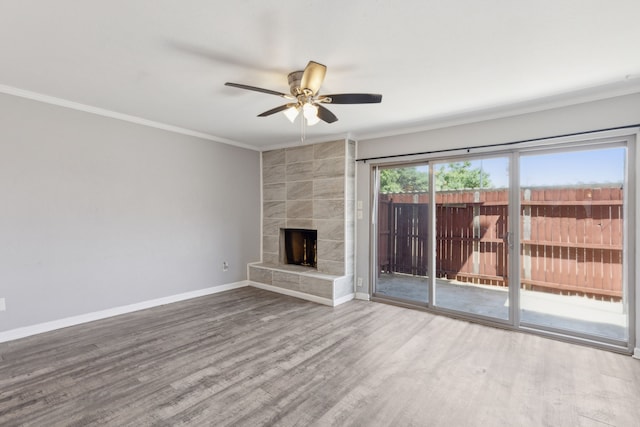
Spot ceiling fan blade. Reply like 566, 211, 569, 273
317, 105, 338, 123
322, 93, 382, 104
258, 103, 296, 117
225, 82, 289, 98
300, 61, 327, 95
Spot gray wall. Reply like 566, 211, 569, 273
0, 93, 261, 332
355, 92, 640, 348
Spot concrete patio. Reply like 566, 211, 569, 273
375, 273, 627, 341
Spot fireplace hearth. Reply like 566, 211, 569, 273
282, 228, 317, 268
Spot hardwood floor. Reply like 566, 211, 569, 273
1, 287, 639, 426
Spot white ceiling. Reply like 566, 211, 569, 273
1, 1, 640, 150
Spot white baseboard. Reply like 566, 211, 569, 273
355, 292, 371, 301
248, 281, 335, 306
334, 293, 355, 306
0, 280, 361, 344
634, 347, 640, 360
0, 281, 249, 343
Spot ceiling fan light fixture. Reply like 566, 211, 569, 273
305, 114, 321, 126
283, 106, 300, 123
302, 103, 319, 126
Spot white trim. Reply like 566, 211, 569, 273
248, 281, 334, 306
355, 292, 371, 301
633, 348, 640, 360
259, 152, 264, 264
0, 281, 249, 343
353, 80, 640, 143
0, 84, 258, 151
334, 293, 355, 306
353, 139, 359, 296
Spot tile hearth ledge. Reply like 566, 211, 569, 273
248, 262, 354, 307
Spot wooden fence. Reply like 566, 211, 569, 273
378, 186, 623, 300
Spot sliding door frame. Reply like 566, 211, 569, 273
370, 161, 433, 308
368, 128, 637, 354
515, 138, 635, 349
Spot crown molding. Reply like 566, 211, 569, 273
4, 77, 639, 152
0, 84, 260, 151
353, 78, 640, 143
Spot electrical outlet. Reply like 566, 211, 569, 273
0, 298, 5, 312
357, 277, 363, 287
222, 261, 229, 272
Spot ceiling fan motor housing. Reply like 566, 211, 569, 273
287, 70, 304, 96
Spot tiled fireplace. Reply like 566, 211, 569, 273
248, 139, 355, 306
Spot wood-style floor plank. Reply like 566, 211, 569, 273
1, 287, 639, 426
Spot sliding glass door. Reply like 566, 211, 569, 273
518, 146, 628, 342
374, 163, 430, 304
372, 135, 632, 349
432, 157, 511, 321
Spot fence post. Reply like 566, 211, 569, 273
473, 191, 480, 276
523, 189, 532, 284
388, 198, 394, 273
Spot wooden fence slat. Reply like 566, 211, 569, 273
378, 186, 622, 299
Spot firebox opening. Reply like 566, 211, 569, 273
283, 228, 317, 268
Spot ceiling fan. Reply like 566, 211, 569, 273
225, 61, 382, 126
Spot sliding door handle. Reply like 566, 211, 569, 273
503, 231, 513, 249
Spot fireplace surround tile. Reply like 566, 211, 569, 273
286, 181, 313, 200
313, 178, 344, 199
263, 201, 286, 219
286, 161, 313, 181
315, 219, 344, 241
272, 271, 300, 289
263, 183, 286, 201
248, 266, 273, 285
263, 148, 285, 167
253, 139, 355, 306
317, 239, 345, 262
263, 252, 278, 265
301, 276, 334, 299
313, 158, 345, 179
313, 200, 345, 220
286, 145, 314, 163
262, 235, 279, 254
263, 164, 285, 184
286, 200, 313, 219
263, 218, 285, 236
316, 260, 346, 277
314, 139, 345, 159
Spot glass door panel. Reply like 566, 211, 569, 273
433, 157, 511, 320
519, 147, 628, 341
374, 164, 430, 303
